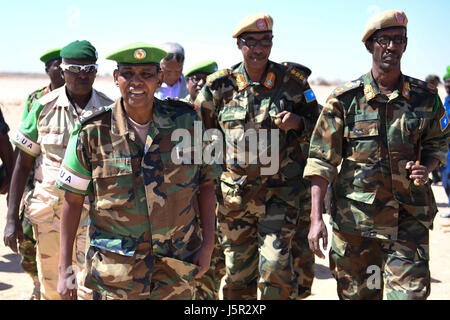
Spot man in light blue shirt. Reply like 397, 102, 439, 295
155, 42, 188, 99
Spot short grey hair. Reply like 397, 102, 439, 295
161, 42, 185, 62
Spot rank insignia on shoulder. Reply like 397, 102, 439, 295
206, 69, 231, 86
263, 72, 275, 89
79, 105, 108, 124
440, 112, 449, 132
304, 89, 316, 103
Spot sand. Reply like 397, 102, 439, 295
0, 74, 448, 300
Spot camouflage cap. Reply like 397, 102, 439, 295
106, 42, 167, 65
40, 48, 61, 64
362, 9, 408, 42
444, 66, 450, 81
425, 74, 441, 84
232, 13, 273, 38
185, 60, 218, 77
61, 40, 98, 62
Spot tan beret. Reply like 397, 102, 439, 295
232, 13, 273, 38
362, 9, 408, 42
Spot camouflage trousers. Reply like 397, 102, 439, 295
329, 210, 430, 300
217, 195, 300, 300
292, 214, 315, 299
18, 208, 38, 277
87, 239, 199, 300
25, 188, 90, 300
194, 231, 226, 300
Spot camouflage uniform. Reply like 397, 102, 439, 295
304, 72, 450, 299
57, 98, 221, 300
196, 61, 319, 300
11, 86, 113, 300
18, 86, 51, 281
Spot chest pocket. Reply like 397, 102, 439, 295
344, 115, 380, 162
402, 111, 431, 144
161, 150, 199, 188
91, 158, 136, 210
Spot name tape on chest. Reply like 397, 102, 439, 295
13, 130, 40, 157
58, 166, 90, 192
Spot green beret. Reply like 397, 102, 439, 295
185, 61, 218, 77
444, 66, 450, 81
106, 42, 167, 65
40, 48, 61, 64
61, 40, 98, 62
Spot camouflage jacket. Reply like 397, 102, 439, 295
195, 61, 319, 210
57, 98, 221, 297
304, 72, 450, 240
11, 86, 113, 198
21, 85, 51, 121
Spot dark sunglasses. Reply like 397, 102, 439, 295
373, 35, 407, 47
165, 53, 184, 63
60, 63, 98, 73
239, 36, 273, 48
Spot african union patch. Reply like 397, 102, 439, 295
440, 112, 449, 132
134, 49, 146, 60
304, 89, 316, 103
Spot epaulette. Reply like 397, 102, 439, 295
165, 97, 197, 111
406, 76, 438, 94
79, 105, 111, 125
29, 86, 48, 100
206, 69, 232, 86
285, 64, 311, 85
281, 61, 312, 77
36, 89, 59, 105
333, 80, 363, 96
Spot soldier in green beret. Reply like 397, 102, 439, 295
57, 42, 220, 300
305, 10, 450, 299
184, 61, 218, 104
4, 40, 113, 300
10, 48, 65, 300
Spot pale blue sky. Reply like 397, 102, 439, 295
1, 0, 448, 82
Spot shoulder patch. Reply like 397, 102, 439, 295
406, 76, 438, 94
206, 69, 232, 86
333, 80, 362, 96
79, 105, 111, 125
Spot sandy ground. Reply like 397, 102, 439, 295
0, 75, 448, 300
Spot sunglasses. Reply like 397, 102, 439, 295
165, 53, 184, 63
373, 35, 407, 47
60, 63, 98, 74
239, 36, 273, 48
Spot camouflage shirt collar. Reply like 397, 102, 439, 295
235, 60, 274, 90
111, 98, 174, 137
363, 71, 409, 102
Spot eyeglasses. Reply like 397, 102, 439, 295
239, 36, 273, 48
165, 53, 184, 63
373, 35, 407, 47
60, 63, 98, 73
188, 74, 207, 84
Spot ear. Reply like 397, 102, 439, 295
157, 71, 164, 88
403, 38, 408, 52
365, 40, 374, 54
113, 69, 119, 87
237, 38, 242, 50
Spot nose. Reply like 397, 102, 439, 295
198, 78, 205, 87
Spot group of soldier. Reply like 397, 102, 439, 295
0, 9, 448, 300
